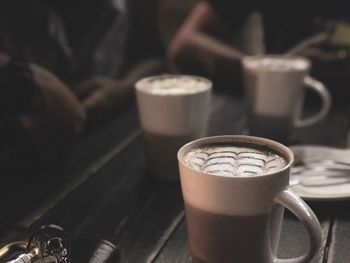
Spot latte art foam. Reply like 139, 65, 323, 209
183, 145, 287, 177
139, 75, 209, 95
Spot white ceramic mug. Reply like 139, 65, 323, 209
178, 135, 322, 263
135, 74, 212, 181
243, 55, 332, 143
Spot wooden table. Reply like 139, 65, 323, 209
1, 91, 349, 262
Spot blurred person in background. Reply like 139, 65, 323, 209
0, 0, 165, 175
167, 0, 350, 98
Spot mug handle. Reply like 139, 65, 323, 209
294, 76, 332, 128
273, 189, 323, 263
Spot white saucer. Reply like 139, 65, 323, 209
289, 145, 350, 201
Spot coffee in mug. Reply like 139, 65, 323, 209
136, 75, 212, 181
242, 55, 331, 143
178, 135, 322, 263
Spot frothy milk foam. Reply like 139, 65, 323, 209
139, 75, 209, 95
184, 144, 286, 177
245, 57, 308, 71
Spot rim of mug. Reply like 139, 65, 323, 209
177, 135, 294, 180
135, 74, 212, 95
242, 54, 311, 71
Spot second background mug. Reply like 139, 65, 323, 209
243, 55, 332, 143
135, 74, 212, 181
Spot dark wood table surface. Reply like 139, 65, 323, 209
1, 91, 350, 263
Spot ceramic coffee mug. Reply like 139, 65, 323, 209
178, 135, 322, 263
136, 74, 212, 181
243, 55, 332, 143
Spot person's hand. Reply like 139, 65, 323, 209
75, 76, 132, 116
75, 59, 165, 119
25, 64, 86, 133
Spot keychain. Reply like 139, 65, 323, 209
0, 225, 119, 263
0, 225, 70, 263
27, 225, 70, 263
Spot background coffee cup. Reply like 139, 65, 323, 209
242, 55, 332, 143
178, 135, 322, 263
135, 74, 212, 181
